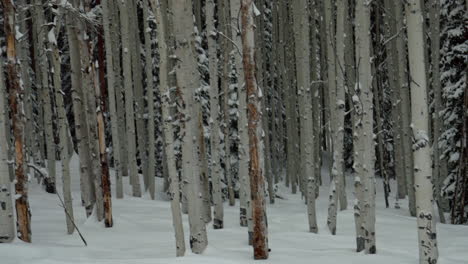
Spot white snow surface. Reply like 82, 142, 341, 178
1, 154, 467, 264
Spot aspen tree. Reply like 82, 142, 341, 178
118, 0, 142, 197
170, 0, 208, 254
149, 0, 186, 256
206, 0, 224, 229
292, 0, 318, 233
354, 0, 376, 254
48, 17, 75, 234
405, 0, 439, 262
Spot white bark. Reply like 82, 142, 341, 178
65, 0, 95, 216
206, 0, 224, 229
49, 20, 75, 234
0, 49, 15, 243
292, 0, 318, 234
149, 0, 186, 256
354, 0, 376, 254
405, 0, 439, 262
118, 0, 142, 197
103, 0, 123, 199
171, 0, 208, 253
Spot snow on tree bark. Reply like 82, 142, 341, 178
149, 0, 186, 256
2, 0, 32, 242
206, 0, 224, 230
292, 0, 318, 234
170, 0, 208, 254
405, 0, 439, 262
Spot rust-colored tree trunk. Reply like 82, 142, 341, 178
240, 0, 269, 259
2, 0, 32, 243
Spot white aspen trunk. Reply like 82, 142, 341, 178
34, 0, 56, 193
230, 0, 249, 227
395, 0, 416, 216
149, 0, 186, 256
171, 0, 208, 254
48, 21, 75, 234
102, 0, 123, 199
0, 48, 15, 243
354, 0, 376, 254
3, 0, 31, 242
65, 0, 95, 216
118, 0, 142, 197
206, 0, 224, 230
405, 0, 439, 262
324, 0, 340, 235
143, 0, 156, 200
292, 0, 318, 233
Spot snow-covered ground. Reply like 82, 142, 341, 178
2, 155, 467, 264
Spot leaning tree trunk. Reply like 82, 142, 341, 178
292, 0, 318, 234
3, 0, 32, 242
241, 0, 269, 259
170, 0, 208, 254
206, 0, 224, 230
0, 44, 15, 243
405, 0, 439, 262
354, 0, 376, 254
149, 0, 186, 256
48, 19, 75, 234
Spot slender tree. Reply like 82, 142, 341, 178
241, 0, 269, 259
3, 0, 32, 242
405, 0, 439, 262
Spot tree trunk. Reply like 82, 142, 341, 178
118, 0, 142, 197
34, 0, 56, 193
405, 0, 439, 262
0, 41, 15, 243
395, 0, 416, 217
170, 0, 208, 254
206, 0, 224, 230
241, 0, 269, 259
149, 0, 186, 256
354, 0, 376, 254
3, 0, 32, 242
292, 0, 318, 233
48, 19, 75, 234
103, 0, 124, 199
65, 0, 95, 216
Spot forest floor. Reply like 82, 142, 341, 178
2, 154, 467, 264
